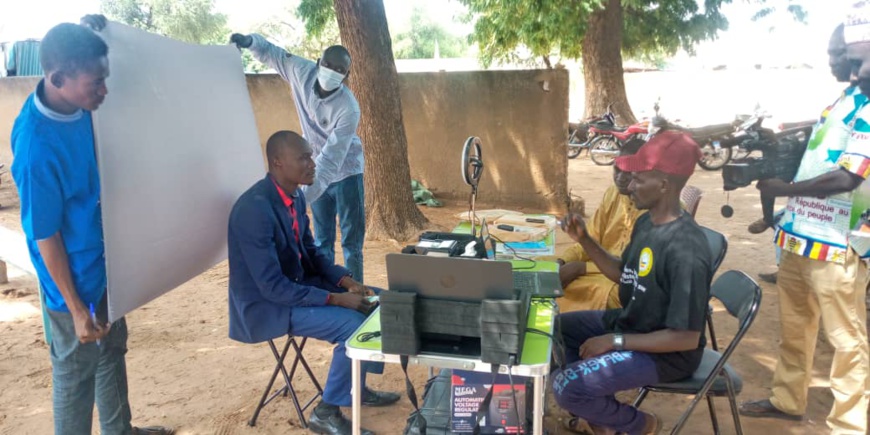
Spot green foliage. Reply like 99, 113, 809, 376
297, 0, 469, 60
621, 0, 729, 59
459, 0, 732, 67
393, 6, 469, 59
752, 0, 808, 32
298, 0, 336, 39
100, 0, 229, 45
460, 0, 598, 67
252, 3, 340, 62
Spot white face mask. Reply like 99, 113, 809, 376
317, 66, 345, 91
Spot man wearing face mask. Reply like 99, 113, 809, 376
230, 33, 367, 285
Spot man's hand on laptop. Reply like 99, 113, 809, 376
342, 278, 374, 296
329, 292, 375, 314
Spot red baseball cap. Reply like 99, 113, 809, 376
614, 131, 701, 177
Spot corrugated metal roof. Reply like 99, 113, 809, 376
7, 40, 42, 76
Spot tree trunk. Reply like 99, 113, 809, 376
332, 0, 429, 241
582, 0, 636, 124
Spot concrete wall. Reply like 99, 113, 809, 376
1, 71, 569, 209
245, 70, 570, 210
0, 77, 39, 155
398, 70, 568, 209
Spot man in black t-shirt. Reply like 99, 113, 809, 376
552, 131, 711, 435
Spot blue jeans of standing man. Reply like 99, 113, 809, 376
552, 311, 659, 435
48, 298, 132, 435
310, 174, 366, 282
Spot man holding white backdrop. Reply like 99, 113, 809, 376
231, 32, 368, 284
10, 15, 171, 435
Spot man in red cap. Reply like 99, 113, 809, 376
552, 131, 711, 435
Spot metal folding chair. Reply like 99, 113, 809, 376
633, 271, 762, 435
248, 335, 323, 428
700, 226, 728, 353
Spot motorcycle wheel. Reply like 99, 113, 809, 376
589, 136, 619, 166
697, 140, 733, 171
567, 129, 583, 159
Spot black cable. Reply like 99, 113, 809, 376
507, 358, 525, 435
554, 313, 567, 371
356, 331, 381, 342
489, 234, 538, 269
525, 328, 555, 340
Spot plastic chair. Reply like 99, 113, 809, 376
633, 271, 762, 435
248, 336, 323, 428
681, 186, 703, 217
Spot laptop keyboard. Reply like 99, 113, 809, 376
513, 273, 538, 292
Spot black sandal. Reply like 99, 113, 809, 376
738, 399, 803, 421
561, 417, 594, 434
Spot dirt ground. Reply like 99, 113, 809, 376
0, 151, 855, 435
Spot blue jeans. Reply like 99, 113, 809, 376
310, 174, 366, 283
552, 311, 659, 435
292, 275, 383, 407
48, 301, 132, 435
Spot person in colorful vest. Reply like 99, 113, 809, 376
739, 18, 870, 434
746, 21, 857, 285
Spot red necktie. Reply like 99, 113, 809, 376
287, 197, 300, 243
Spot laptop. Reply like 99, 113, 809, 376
512, 271, 563, 298
385, 253, 523, 358
479, 217, 563, 298
386, 254, 515, 302
386, 252, 562, 300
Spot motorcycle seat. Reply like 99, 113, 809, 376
682, 123, 734, 138
593, 124, 627, 132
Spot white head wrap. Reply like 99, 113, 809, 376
845, 1, 870, 44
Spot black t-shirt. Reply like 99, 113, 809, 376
601, 212, 712, 382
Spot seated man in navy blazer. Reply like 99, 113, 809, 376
228, 130, 398, 435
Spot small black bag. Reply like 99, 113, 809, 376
403, 366, 452, 435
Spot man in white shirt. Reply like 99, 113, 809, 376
231, 33, 367, 283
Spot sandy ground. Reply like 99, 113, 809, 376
0, 151, 855, 435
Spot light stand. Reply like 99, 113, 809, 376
462, 136, 484, 238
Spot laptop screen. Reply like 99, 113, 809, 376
386, 254, 514, 302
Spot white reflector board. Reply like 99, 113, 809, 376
93, 22, 264, 321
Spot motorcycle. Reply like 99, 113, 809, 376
649, 116, 736, 170
778, 119, 816, 131
567, 104, 617, 159
586, 117, 650, 166
724, 107, 815, 160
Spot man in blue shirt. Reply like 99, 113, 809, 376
230, 32, 367, 284
228, 130, 399, 435
10, 16, 171, 435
